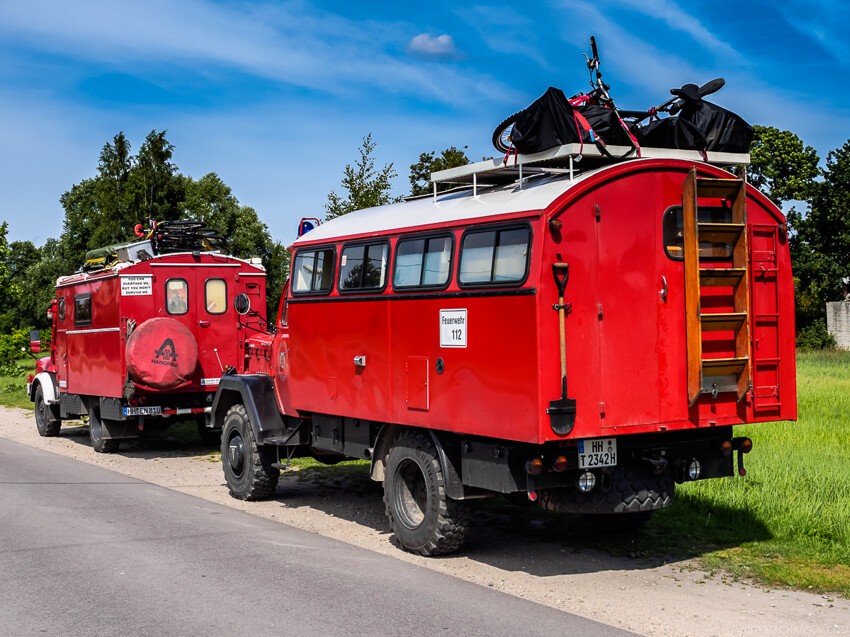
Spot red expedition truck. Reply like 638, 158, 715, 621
214, 145, 794, 555
28, 235, 267, 452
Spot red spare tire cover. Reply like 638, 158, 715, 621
126, 318, 198, 389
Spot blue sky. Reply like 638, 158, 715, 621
1, 0, 849, 247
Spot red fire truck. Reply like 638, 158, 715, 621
212, 144, 796, 555
28, 234, 267, 452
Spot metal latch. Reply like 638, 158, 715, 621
353, 355, 367, 368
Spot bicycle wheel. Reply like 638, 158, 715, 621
491, 109, 526, 153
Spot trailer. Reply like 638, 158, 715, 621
212, 143, 796, 555
28, 239, 267, 452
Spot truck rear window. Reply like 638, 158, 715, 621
292, 248, 335, 294
166, 279, 188, 315
459, 226, 530, 285
663, 206, 734, 260
339, 242, 388, 292
205, 279, 226, 314
394, 235, 452, 289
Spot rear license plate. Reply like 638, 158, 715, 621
578, 438, 617, 469
123, 406, 162, 416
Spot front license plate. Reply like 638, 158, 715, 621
123, 406, 162, 416
578, 438, 617, 469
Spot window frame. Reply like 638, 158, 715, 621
73, 293, 92, 327
337, 239, 391, 294
392, 232, 454, 291
204, 278, 227, 315
290, 246, 337, 296
165, 278, 189, 316
662, 205, 735, 262
457, 223, 533, 288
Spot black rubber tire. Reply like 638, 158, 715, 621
538, 464, 674, 515
196, 416, 221, 447
221, 404, 279, 500
491, 110, 525, 153
383, 430, 469, 556
89, 408, 120, 454
34, 385, 60, 437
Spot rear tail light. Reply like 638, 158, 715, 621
721, 440, 733, 456
740, 438, 753, 453
525, 458, 544, 476
553, 456, 569, 472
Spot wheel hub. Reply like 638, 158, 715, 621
228, 434, 245, 475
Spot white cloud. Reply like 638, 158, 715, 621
0, 1, 510, 107
407, 33, 459, 59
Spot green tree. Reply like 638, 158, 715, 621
128, 130, 184, 222
409, 146, 470, 196
792, 140, 850, 330
747, 126, 820, 205
325, 134, 397, 220
182, 173, 290, 318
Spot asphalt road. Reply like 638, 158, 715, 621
0, 438, 635, 637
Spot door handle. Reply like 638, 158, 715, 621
659, 275, 668, 303
199, 320, 210, 327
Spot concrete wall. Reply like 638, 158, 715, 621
826, 302, 850, 350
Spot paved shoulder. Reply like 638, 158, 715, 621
0, 438, 635, 637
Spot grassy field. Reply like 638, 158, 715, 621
3, 351, 849, 595
0, 358, 37, 410
654, 350, 850, 595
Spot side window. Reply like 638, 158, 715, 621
205, 279, 226, 314
663, 206, 733, 260
292, 248, 335, 294
74, 293, 92, 327
58, 298, 66, 322
166, 279, 189, 315
339, 242, 388, 291
459, 226, 531, 286
394, 235, 452, 289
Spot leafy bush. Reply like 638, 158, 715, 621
0, 328, 31, 366
796, 319, 837, 350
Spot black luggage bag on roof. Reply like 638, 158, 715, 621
680, 100, 753, 153
509, 87, 585, 154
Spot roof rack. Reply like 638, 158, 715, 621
430, 144, 750, 199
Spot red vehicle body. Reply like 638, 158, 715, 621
28, 244, 266, 452
212, 147, 796, 555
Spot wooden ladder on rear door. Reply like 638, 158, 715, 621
683, 167, 752, 405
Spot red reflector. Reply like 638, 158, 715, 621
739, 467, 747, 476
527, 490, 538, 502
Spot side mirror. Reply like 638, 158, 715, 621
29, 329, 41, 354
234, 293, 251, 316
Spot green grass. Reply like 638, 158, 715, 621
643, 349, 850, 595
0, 358, 37, 410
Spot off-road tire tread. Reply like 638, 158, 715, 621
222, 404, 279, 501
34, 385, 60, 437
538, 464, 674, 515
89, 410, 120, 454
383, 431, 469, 557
